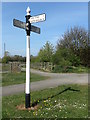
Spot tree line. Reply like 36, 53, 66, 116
2, 54, 26, 63
32, 26, 89, 67
1, 26, 89, 68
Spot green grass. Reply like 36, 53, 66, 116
2, 72, 49, 86
2, 84, 88, 118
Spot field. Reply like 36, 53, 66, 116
2, 84, 88, 119
2, 72, 49, 86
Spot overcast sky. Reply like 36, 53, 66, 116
1, 2, 88, 57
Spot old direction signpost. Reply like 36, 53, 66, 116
13, 7, 46, 108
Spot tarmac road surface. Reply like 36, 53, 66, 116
2, 69, 88, 96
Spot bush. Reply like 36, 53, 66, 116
2, 56, 11, 63
52, 65, 88, 73
52, 65, 69, 73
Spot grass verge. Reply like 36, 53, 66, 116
2, 84, 88, 118
2, 72, 49, 86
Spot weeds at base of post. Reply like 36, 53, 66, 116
16, 104, 39, 111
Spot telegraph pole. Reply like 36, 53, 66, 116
25, 7, 31, 108
4, 43, 6, 56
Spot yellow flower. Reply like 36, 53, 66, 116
44, 100, 46, 103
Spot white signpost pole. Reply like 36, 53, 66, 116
13, 6, 46, 109
25, 7, 31, 108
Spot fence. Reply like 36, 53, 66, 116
2, 62, 54, 72
2, 62, 25, 73
31, 62, 55, 72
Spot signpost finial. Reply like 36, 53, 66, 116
26, 7, 31, 15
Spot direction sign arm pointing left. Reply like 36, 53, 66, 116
13, 19, 26, 29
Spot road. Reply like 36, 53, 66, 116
2, 69, 88, 96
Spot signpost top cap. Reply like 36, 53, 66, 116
26, 7, 31, 15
